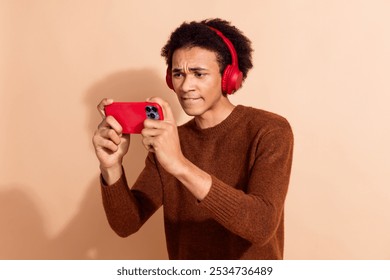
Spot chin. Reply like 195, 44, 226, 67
181, 106, 205, 117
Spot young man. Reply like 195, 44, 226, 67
92, 18, 294, 259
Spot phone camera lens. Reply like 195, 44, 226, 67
146, 105, 159, 119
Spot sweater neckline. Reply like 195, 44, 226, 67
187, 105, 245, 137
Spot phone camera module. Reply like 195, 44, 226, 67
145, 105, 160, 120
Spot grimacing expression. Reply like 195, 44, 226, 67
171, 47, 226, 118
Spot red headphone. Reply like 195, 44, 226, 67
165, 26, 243, 95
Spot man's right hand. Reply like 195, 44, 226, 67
92, 98, 130, 185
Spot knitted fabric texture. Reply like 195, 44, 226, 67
101, 105, 294, 259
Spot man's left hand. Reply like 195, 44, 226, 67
141, 97, 186, 176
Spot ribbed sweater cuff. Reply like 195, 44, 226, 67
200, 176, 241, 225
100, 171, 130, 207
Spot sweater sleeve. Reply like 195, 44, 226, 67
199, 123, 294, 245
100, 153, 163, 237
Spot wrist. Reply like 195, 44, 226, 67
169, 156, 190, 178
173, 158, 212, 200
100, 163, 123, 186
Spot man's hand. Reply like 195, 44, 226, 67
141, 97, 185, 176
92, 98, 130, 185
142, 97, 211, 200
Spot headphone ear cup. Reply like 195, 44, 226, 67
222, 65, 243, 95
166, 68, 174, 90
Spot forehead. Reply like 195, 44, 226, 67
172, 47, 219, 68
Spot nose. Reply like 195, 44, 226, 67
179, 75, 195, 92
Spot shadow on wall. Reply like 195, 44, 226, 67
0, 183, 168, 259
0, 69, 182, 259
0, 187, 49, 259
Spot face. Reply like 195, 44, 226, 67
171, 47, 228, 119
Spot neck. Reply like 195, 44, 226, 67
194, 98, 235, 129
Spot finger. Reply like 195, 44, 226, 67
100, 128, 122, 145
97, 98, 114, 119
93, 133, 119, 152
94, 124, 121, 147
143, 118, 163, 130
97, 116, 122, 134
146, 97, 175, 124
141, 125, 158, 137
142, 137, 156, 153
104, 115, 123, 135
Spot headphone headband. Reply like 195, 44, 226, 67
207, 26, 239, 67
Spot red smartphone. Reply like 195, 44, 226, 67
104, 102, 164, 134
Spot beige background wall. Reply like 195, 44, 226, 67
1, 0, 389, 259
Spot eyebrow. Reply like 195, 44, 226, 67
172, 67, 208, 73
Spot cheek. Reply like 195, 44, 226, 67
203, 76, 222, 92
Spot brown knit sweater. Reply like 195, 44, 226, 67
101, 105, 294, 259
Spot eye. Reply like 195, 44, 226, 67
194, 72, 206, 78
173, 72, 183, 78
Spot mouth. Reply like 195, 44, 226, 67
181, 97, 203, 103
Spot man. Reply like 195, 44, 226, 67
92, 18, 294, 259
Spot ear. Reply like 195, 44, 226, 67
166, 68, 174, 90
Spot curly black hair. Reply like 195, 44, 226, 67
161, 18, 253, 81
